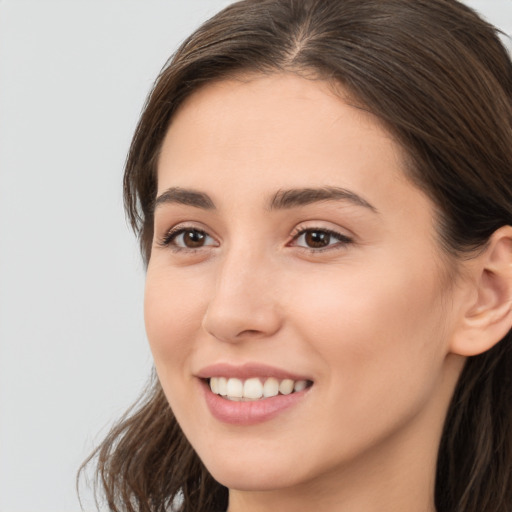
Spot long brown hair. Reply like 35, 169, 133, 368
80, 1, 512, 511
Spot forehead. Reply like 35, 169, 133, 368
158, 73, 406, 197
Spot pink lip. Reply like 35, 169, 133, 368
196, 362, 311, 381
195, 363, 313, 426
199, 379, 311, 426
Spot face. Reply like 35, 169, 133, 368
145, 74, 463, 495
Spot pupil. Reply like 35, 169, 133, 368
184, 230, 205, 248
305, 231, 330, 248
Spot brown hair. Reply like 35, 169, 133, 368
80, 1, 512, 511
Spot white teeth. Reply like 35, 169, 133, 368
294, 380, 308, 392
226, 378, 243, 398
279, 379, 294, 395
263, 377, 279, 398
243, 378, 263, 399
218, 377, 228, 396
209, 376, 310, 400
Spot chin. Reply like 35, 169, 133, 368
211, 469, 299, 492
202, 454, 306, 492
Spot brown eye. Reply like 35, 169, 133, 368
304, 230, 331, 248
292, 228, 353, 251
163, 228, 216, 250
181, 230, 207, 248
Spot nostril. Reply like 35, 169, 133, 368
237, 329, 263, 337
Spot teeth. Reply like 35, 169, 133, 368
210, 377, 219, 394
226, 378, 243, 398
279, 379, 294, 395
294, 380, 308, 392
218, 377, 228, 396
209, 376, 310, 400
244, 378, 263, 399
263, 377, 279, 398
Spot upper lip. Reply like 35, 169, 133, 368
196, 362, 312, 382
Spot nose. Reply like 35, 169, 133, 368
201, 249, 283, 344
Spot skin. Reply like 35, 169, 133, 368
145, 73, 472, 512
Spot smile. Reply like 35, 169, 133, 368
208, 377, 312, 401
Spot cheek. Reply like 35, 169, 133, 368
143, 265, 212, 427
144, 266, 205, 369
284, 266, 451, 466
286, 261, 449, 409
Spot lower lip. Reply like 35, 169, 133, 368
200, 379, 311, 426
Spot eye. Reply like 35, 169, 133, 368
291, 228, 353, 251
160, 227, 217, 250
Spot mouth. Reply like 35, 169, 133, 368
206, 376, 313, 401
197, 363, 314, 424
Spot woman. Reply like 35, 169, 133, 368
83, 1, 512, 511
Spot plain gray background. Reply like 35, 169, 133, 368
0, 1, 510, 511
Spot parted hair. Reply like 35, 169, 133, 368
80, 1, 512, 511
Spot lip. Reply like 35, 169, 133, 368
195, 362, 313, 426
198, 378, 312, 426
196, 362, 312, 381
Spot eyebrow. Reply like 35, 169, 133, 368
153, 186, 377, 213
154, 187, 215, 210
268, 186, 377, 212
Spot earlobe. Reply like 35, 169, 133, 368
450, 225, 512, 357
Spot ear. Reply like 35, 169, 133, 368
450, 225, 512, 357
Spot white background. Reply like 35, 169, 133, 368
0, 1, 510, 511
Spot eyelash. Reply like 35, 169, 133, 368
290, 227, 354, 253
158, 226, 216, 252
157, 225, 354, 254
